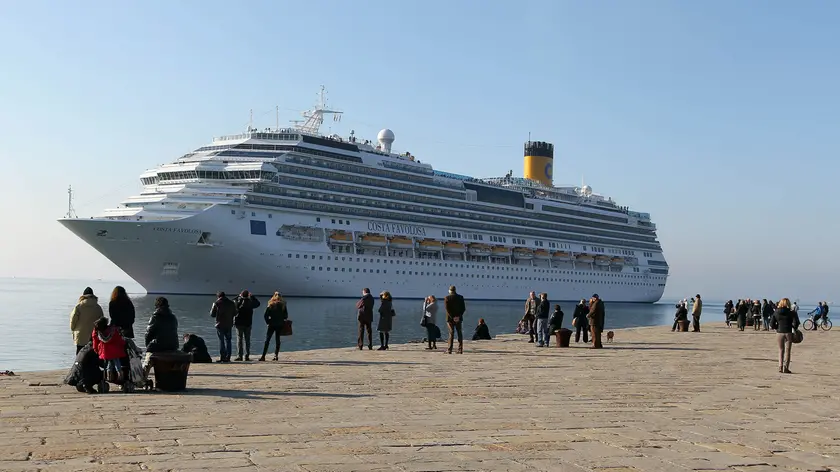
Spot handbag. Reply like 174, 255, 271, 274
420, 316, 428, 328
792, 329, 803, 344
279, 320, 293, 336
572, 317, 578, 328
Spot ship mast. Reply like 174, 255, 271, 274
291, 86, 343, 134
65, 185, 77, 218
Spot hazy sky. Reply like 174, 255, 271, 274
1, 1, 837, 302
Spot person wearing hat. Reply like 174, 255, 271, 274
586, 294, 605, 349
70, 287, 104, 354
691, 294, 703, 332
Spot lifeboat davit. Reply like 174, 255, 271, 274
491, 246, 512, 257
443, 242, 466, 254
551, 251, 571, 262
513, 248, 534, 260
358, 234, 387, 247
595, 255, 611, 266
576, 253, 595, 264
389, 236, 414, 249
468, 243, 491, 256
418, 239, 443, 252
534, 249, 551, 260
328, 231, 353, 244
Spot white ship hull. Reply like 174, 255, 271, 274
60, 204, 666, 302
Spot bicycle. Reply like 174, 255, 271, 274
802, 314, 832, 331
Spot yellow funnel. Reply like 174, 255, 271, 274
524, 141, 554, 187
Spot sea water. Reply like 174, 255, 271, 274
0, 277, 715, 372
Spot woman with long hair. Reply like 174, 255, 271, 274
422, 295, 438, 350
260, 292, 288, 361
772, 298, 800, 374
109, 286, 136, 338
377, 291, 395, 350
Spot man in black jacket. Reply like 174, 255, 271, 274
233, 290, 260, 361
572, 300, 589, 343
356, 288, 375, 350
210, 292, 237, 362
444, 286, 467, 354
144, 297, 179, 376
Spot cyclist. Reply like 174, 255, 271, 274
808, 302, 824, 330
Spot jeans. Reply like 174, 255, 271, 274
425, 323, 436, 347
447, 322, 463, 352
536, 318, 549, 346
216, 327, 232, 361
763, 315, 771, 330
777, 333, 793, 370
263, 326, 281, 357
236, 326, 252, 358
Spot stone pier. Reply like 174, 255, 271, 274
1, 325, 838, 471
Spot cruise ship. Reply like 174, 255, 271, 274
60, 88, 668, 302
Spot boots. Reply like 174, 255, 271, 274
377, 332, 386, 350
457, 343, 463, 354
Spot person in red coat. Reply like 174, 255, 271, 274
92, 317, 126, 382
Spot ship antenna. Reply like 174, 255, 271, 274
292, 85, 343, 135
249, 109, 253, 131
66, 185, 77, 218
275, 105, 279, 131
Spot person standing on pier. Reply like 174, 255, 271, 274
356, 288, 375, 350
691, 294, 703, 332
523, 291, 538, 343
572, 299, 589, 343
536, 293, 550, 347
233, 290, 260, 361
736, 299, 749, 331
210, 292, 236, 362
108, 286, 135, 339
422, 295, 439, 350
445, 286, 466, 354
772, 298, 800, 374
260, 292, 287, 361
587, 294, 605, 349
377, 291, 395, 351
70, 287, 104, 354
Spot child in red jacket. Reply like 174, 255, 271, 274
91, 317, 126, 382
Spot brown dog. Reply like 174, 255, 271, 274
606, 331, 614, 343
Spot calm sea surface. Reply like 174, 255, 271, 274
0, 277, 727, 372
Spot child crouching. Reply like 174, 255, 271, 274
92, 317, 126, 383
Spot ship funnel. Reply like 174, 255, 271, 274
524, 141, 554, 187
377, 128, 395, 153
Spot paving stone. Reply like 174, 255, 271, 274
1, 326, 839, 470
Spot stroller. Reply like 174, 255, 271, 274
117, 338, 153, 392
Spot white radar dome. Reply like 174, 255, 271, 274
377, 128, 395, 153
581, 185, 593, 197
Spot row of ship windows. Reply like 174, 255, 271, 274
282, 253, 663, 279
272, 169, 655, 239
248, 189, 662, 251
294, 265, 660, 286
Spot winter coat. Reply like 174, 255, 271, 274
234, 295, 261, 327
182, 334, 213, 363
472, 323, 491, 340
356, 294, 375, 324
264, 301, 289, 328
145, 307, 179, 353
63, 343, 103, 388
587, 299, 605, 331
674, 304, 688, 321
109, 298, 136, 338
573, 304, 589, 326
377, 299, 395, 332
445, 293, 466, 324
692, 298, 702, 316
772, 307, 800, 334
92, 325, 126, 361
548, 308, 564, 333
210, 296, 236, 330
537, 299, 550, 319
423, 300, 438, 326
524, 297, 539, 317
70, 295, 104, 346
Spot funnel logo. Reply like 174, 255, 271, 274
544, 162, 553, 180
